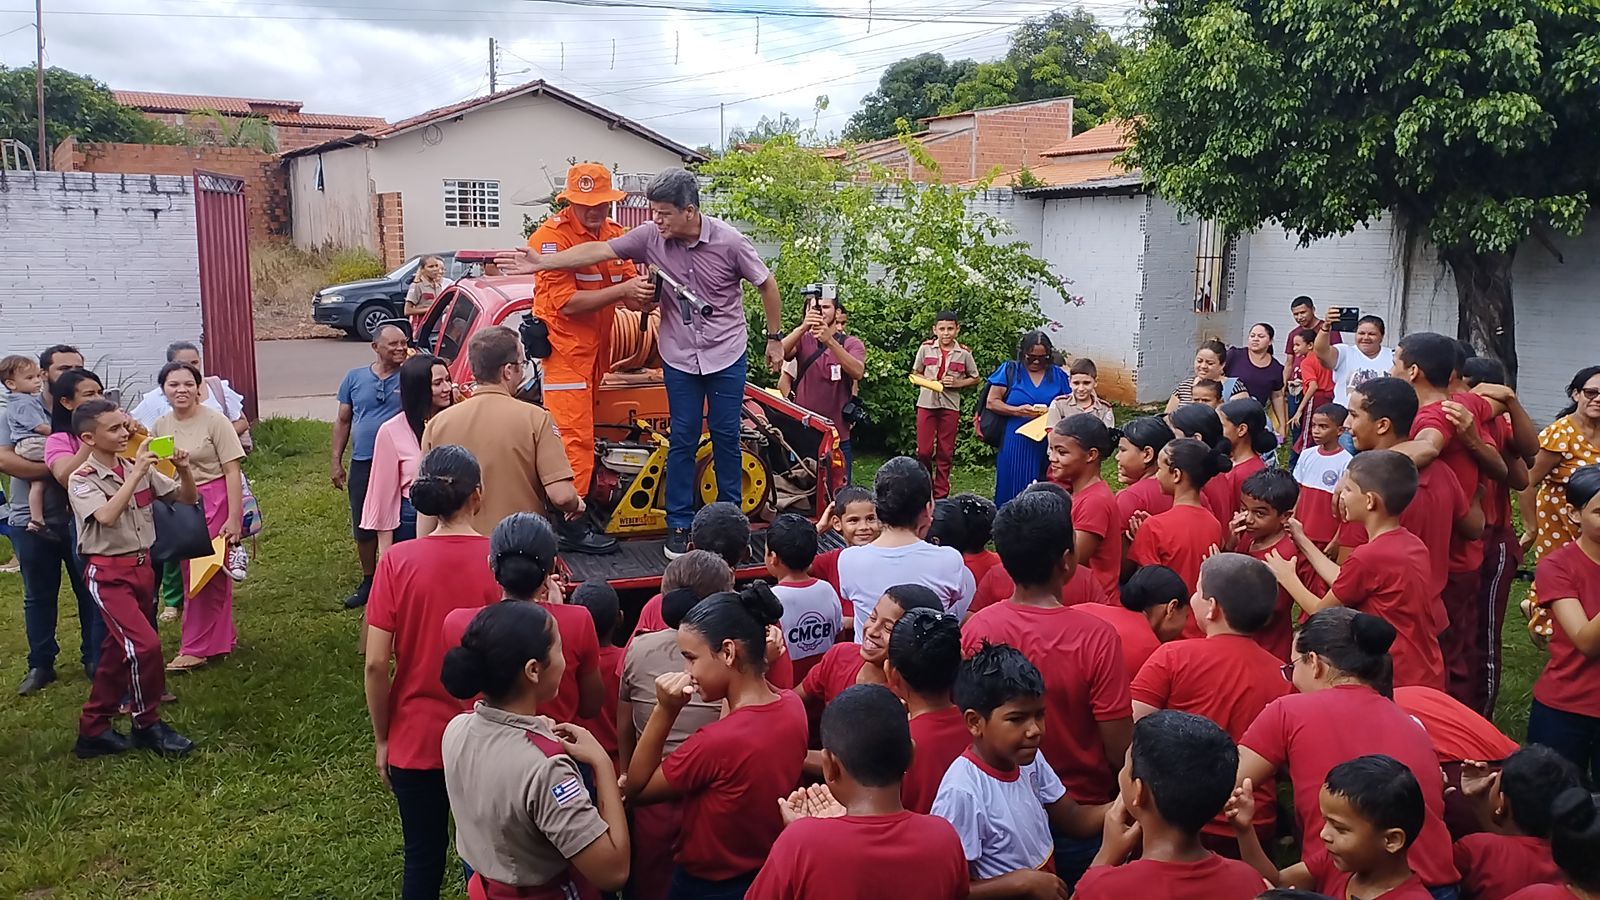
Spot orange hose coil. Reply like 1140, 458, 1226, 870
609, 308, 662, 371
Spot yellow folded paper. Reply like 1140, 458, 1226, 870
188, 536, 228, 594
1016, 413, 1051, 442
763, 387, 784, 398
908, 373, 944, 392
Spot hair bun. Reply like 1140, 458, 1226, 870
1350, 611, 1397, 655
1552, 786, 1599, 833
739, 582, 785, 628
439, 643, 487, 700
1211, 446, 1235, 475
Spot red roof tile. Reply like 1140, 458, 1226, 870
113, 90, 385, 130
964, 156, 1134, 189
1040, 119, 1132, 158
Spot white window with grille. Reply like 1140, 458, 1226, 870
443, 179, 501, 228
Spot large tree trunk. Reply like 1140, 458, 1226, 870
1443, 247, 1518, 386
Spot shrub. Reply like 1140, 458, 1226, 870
327, 248, 385, 284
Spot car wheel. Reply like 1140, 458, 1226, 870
354, 304, 389, 342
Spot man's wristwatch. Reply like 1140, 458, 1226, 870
766, 331, 783, 342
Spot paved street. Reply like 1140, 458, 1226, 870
255, 338, 369, 422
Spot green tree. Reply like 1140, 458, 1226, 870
997, 8, 1129, 130
727, 112, 804, 148
701, 135, 1064, 453
1121, 0, 1600, 380
844, 53, 976, 142
0, 66, 181, 162
180, 108, 278, 153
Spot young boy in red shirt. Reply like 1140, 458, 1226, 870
573, 581, 624, 763
808, 486, 880, 597
1453, 745, 1579, 900
1232, 754, 1434, 899
1076, 710, 1269, 899
1291, 402, 1352, 548
931, 642, 1107, 897
1263, 450, 1446, 690
960, 489, 1132, 888
749, 684, 968, 900
1227, 468, 1313, 659
1130, 553, 1290, 855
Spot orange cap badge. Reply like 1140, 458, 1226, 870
557, 163, 626, 205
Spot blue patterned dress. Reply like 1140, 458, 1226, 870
987, 362, 1071, 506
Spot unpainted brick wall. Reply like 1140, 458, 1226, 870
0, 170, 203, 408
376, 192, 406, 269
54, 140, 288, 240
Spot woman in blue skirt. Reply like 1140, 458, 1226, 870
985, 331, 1071, 507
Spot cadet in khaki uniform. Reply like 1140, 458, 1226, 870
439, 602, 629, 899
66, 399, 198, 759
912, 311, 979, 499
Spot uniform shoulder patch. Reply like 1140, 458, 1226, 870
540, 242, 559, 254
550, 776, 585, 808
73, 482, 96, 496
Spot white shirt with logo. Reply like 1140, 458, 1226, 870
1292, 445, 1353, 494
931, 750, 1065, 880
1329, 344, 1395, 407
773, 578, 844, 663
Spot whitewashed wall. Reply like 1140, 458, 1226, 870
1035, 194, 1145, 402
289, 145, 377, 252
0, 170, 202, 405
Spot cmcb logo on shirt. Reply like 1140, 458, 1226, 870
788, 610, 835, 655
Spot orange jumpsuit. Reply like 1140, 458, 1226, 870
529, 214, 638, 494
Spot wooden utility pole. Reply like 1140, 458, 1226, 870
489, 37, 498, 93
35, 0, 46, 168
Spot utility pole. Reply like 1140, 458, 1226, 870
35, 0, 46, 169
489, 37, 498, 93
719, 103, 725, 155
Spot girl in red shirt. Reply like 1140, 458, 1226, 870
364, 445, 502, 900
1115, 416, 1177, 531
625, 586, 809, 899
1529, 464, 1600, 783
883, 607, 967, 815
1128, 439, 1229, 637
1048, 415, 1127, 605
1169, 403, 1239, 533
928, 492, 1001, 589
1510, 788, 1600, 900
1219, 396, 1279, 498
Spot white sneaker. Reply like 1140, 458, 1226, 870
227, 545, 249, 583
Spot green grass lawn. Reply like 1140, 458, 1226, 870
0, 423, 1544, 897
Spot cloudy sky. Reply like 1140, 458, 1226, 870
0, 0, 1137, 149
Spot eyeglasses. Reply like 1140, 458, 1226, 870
1280, 655, 1304, 682
1581, 387, 1600, 400
1024, 353, 1052, 363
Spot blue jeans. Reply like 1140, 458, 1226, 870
1528, 698, 1600, 785
395, 498, 417, 545
663, 355, 747, 530
669, 868, 755, 900
1052, 830, 1102, 891
13, 520, 103, 673
840, 440, 854, 484
1429, 886, 1461, 900
388, 766, 451, 900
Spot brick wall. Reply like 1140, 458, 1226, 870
0, 170, 202, 407
52, 139, 288, 239
974, 100, 1074, 176
376, 192, 406, 269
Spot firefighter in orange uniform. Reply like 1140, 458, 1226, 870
529, 164, 653, 553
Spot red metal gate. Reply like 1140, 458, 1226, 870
193, 171, 259, 421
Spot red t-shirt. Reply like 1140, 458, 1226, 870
1506, 885, 1582, 900
1392, 685, 1518, 764
1534, 542, 1600, 718
1225, 454, 1266, 510
1072, 479, 1126, 605
1131, 634, 1290, 834
1330, 529, 1446, 690
746, 811, 968, 900
960, 602, 1132, 803
1201, 477, 1235, 538
810, 546, 843, 596
631, 592, 667, 639
1482, 416, 1513, 530
1117, 475, 1174, 522
1241, 684, 1458, 887
962, 549, 1003, 589
1294, 446, 1348, 546
577, 644, 625, 760
1313, 866, 1434, 900
799, 642, 868, 709
902, 707, 972, 815
968, 565, 1106, 615
1339, 464, 1465, 627
1241, 532, 1314, 659
661, 690, 809, 880
1075, 854, 1267, 900
1453, 833, 1561, 900
1075, 603, 1160, 682
366, 534, 501, 770
1130, 504, 1223, 638
539, 602, 601, 724
1412, 393, 1495, 572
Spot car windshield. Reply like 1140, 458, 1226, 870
386, 258, 418, 280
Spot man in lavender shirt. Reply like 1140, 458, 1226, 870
497, 168, 783, 558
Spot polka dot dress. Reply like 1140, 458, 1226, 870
1533, 416, 1600, 562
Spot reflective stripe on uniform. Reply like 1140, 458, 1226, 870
543, 381, 589, 391
611, 275, 624, 283
574, 273, 604, 282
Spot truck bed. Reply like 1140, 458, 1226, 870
563, 527, 847, 588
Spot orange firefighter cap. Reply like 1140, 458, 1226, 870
557, 163, 626, 205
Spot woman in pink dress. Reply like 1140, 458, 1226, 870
153, 362, 246, 672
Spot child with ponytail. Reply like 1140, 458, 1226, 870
1127, 438, 1230, 636
625, 585, 809, 899
1514, 788, 1600, 899
883, 606, 968, 814
1219, 396, 1280, 496
441, 602, 630, 898
1170, 402, 1241, 528
1048, 414, 1127, 604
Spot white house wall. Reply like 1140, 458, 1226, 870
288, 146, 377, 252
1036, 194, 1145, 401
1135, 197, 1244, 404
368, 92, 691, 252
1508, 211, 1600, 423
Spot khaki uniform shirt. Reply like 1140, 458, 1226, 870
442, 703, 609, 886
421, 385, 574, 535
68, 454, 179, 556
913, 341, 977, 411
153, 406, 246, 484
621, 629, 720, 757
1045, 395, 1116, 429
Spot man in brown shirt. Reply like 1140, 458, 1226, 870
420, 327, 615, 553
66, 399, 198, 759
